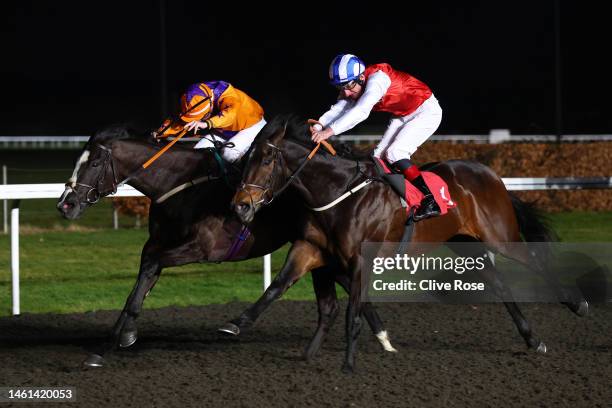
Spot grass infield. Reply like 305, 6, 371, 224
0, 211, 611, 316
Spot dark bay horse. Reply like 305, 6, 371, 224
56, 126, 396, 367
232, 116, 588, 372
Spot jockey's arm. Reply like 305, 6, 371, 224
327, 71, 391, 136
206, 95, 240, 130
318, 99, 351, 129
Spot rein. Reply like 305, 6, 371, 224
238, 140, 336, 208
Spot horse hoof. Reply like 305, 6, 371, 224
575, 300, 589, 317
303, 348, 318, 363
375, 331, 398, 353
535, 341, 547, 354
83, 354, 105, 368
119, 329, 138, 348
341, 363, 354, 374
217, 322, 240, 336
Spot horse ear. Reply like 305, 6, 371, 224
269, 120, 288, 145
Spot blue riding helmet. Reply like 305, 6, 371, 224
328, 54, 365, 86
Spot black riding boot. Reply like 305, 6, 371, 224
392, 159, 441, 222
411, 175, 441, 221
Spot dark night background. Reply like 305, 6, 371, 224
1, 1, 610, 136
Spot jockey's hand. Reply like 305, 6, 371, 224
311, 127, 334, 144
307, 118, 324, 136
152, 118, 174, 140
184, 120, 209, 134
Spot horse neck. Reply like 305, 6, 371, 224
111, 140, 211, 198
283, 141, 370, 208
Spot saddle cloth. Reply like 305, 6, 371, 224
374, 157, 456, 215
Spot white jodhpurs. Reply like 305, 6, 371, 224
194, 118, 267, 162
373, 94, 442, 164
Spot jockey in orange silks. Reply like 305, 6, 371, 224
156, 81, 265, 162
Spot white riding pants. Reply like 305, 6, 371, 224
194, 118, 267, 162
373, 94, 442, 163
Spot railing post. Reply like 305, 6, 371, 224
263, 254, 271, 291
3, 165, 7, 234
113, 208, 119, 230
489, 129, 511, 144
11, 200, 20, 315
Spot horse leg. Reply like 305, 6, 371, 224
84, 237, 205, 368
218, 240, 324, 335
478, 256, 547, 353
303, 266, 339, 361
118, 255, 162, 348
304, 267, 396, 361
118, 232, 198, 348
116, 236, 211, 346
342, 258, 364, 374
447, 240, 545, 353
498, 243, 588, 317
335, 273, 397, 353
84, 251, 161, 368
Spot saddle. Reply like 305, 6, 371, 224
372, 157, 456, 252
372, 157, 455, 215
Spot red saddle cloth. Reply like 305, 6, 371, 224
377, 159, 456, 215
406, 172, 456, 215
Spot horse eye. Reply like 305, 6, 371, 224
263, 159, 272, 165
92, 161, 100, 168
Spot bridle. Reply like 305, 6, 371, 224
237, 139, 336, 209
238, 142, 285, 207
68, 144, 119, 204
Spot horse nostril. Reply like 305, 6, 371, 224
57, 201, 73, 213
235, 202, 251, 215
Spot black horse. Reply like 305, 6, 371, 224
57, 126, 396, 367
232, 116, 588, 372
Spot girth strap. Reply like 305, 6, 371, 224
223, 225, 251, 261
309, 179, 373, 211
155, 175, 218, 204
396, 208, 415, 255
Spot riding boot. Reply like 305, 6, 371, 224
410, 175, 441, 221
393, 159, 441, 222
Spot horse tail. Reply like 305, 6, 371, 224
509, 192, 557, 264
509, 192, 557, 242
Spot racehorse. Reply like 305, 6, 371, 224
232, 116, 589, 373
56, 126, 396, 367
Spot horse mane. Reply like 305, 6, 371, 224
88, 124, 197, 153
255, 115, 374, 160
89, 125, 151, 145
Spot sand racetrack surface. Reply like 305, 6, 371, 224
1, 301, 610, 407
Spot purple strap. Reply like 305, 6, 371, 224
224, 225, 251, 261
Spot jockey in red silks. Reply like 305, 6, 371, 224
154, 81, 266, 163
311, 54, 443, 221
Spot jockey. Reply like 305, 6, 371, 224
154, 81, 266, 163
311, 54, 443, 221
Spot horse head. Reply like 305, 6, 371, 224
232, 116, 303, 224
57, 126, 137, 219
